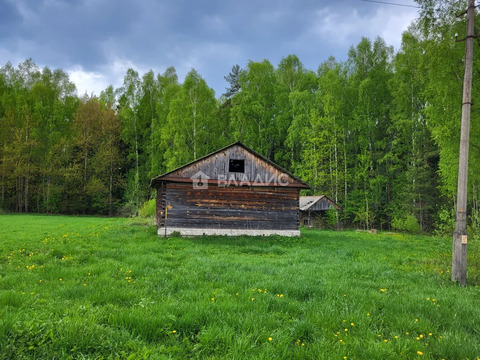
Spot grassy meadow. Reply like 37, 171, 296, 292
0, 215, 479, 359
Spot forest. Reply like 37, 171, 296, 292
0, 1, 479, 233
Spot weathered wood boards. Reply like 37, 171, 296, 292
151, 142, 310, 237
299, 195, 341, 228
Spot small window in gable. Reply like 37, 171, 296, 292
229, 159, 245, 173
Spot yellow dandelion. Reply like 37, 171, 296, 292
345, 328, 348, 332
339, 339, 343, 343
59, 278, 62, 281
367, 313, 370, 316
417, 351, 423, 355
211, 298, 215, 301
384, 339, 388, 343
268, 337, 272, 341
406, 332, 409, 335
416, 337, 420, 341
251, 297, 255, 301
395, 336, 398, 339
419, 334, 424, 338
301, 343, 305, 346
428, 333, 432, 336
172, 330, 176, 333
351, 323, 354, 326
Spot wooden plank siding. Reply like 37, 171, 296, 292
160, 183, 300, 230
154, 144, 309, 188
309, 198, 336, 211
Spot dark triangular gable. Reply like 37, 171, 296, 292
150, 142, 310, 188
300, 195, 341, 211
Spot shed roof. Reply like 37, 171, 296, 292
150, 141, 310, 189
299, 195, 341, 211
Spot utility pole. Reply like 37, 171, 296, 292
452, 0, 477, 286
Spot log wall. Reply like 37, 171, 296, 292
158, 182, 300, 230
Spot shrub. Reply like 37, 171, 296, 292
325, 206, 338, 229
434, 207, 455, 236
139, 199, 156, 218
392, 213, 421, 233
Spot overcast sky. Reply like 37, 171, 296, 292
1, 0, 420, 98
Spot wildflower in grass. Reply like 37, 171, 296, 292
59, 278, 62, 281
428, 333, 432, 336
268, 337, 272, 341
350, 323, 354, 326
406, 332, 409, 335
380, 288, 387, 292
172, 330, 176, 333
301, 343, 304, 346
251, 297, 255, 301
344, 357, 347, 359
211, 298, 215, 301
344, 328, 348, 332
236, 293, 239, 296
416, 337, 420, 340
367, 313, 370, 316
417, 351, 423, 355
415, 318, 419, 322
384, 339, 388, 343
339, 339, 343, 343
419, 334, 423, 338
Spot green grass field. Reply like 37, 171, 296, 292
0, 215, 479, 359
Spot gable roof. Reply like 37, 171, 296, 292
300, 195, 341, 211
150, 141, 310, 188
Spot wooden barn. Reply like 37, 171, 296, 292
150, 142, 310, 237
299, 196, 341, 228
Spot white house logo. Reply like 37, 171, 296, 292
191, 171, 290, 189
191, 171, 210, 189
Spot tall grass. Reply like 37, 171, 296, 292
0, 215, 479, 359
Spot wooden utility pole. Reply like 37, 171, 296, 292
452, 0, 476, 286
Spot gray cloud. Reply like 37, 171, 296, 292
1, 0, 419, 97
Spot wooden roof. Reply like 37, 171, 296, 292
299, 195, 341, 211
150, 141, 310, 189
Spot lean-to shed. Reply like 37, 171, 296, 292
150, 142, 310, 237
299, 195, 341, 227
